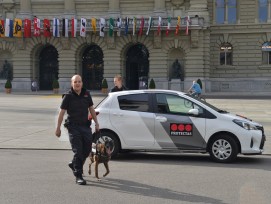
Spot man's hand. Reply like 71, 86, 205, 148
55, 128, 61, 137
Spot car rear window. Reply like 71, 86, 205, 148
118, 93, 149, 112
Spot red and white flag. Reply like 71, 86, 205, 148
166, 17, 171, 36
157, 16, 161, 36
186, 16, 190, 35
138, 17, 144, 36
43, 19, 51, 37
24, 19, 31, 38
71, 18, 77, 37
80, 18, 86, 37
33, 17, 41, 37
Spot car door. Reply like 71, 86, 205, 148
154, 93, 206, 150
109, 93, 155, 147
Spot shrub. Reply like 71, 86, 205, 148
5, 79, 12, 89
149, 78, 156, 89
52, 78, 59, 89
101, 78, 108, 89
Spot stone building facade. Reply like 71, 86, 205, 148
0, 0, 270, 93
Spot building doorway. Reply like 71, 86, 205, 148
126, 43, 149, 90
39, 45, 59, 90
82, 45, 104, 90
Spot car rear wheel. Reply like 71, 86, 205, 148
94, 131, 120, 158
209, 134, 238, 163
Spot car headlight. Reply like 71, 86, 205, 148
233, 119, 258, 130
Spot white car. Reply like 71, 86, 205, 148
90, 89, 265, 163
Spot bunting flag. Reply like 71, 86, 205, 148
71, 18, 77, 37
132, 17, 136, 36
146, 16, 152, 36
175, 16, 180, 35
166, 17, 171, 36
33, 17, 41, 37
80, 18, 86, 37
138, 17, 144, 36
43, 19, 51, 37
99, 18, 105, 37
13, 18, 22, 37
124, 17, 129, 36
157, 16, 161, 36
91, 18, 96, 33
62, 18, 69, 37
24, 19, 31, 38
117, 17, 121, 37
53, 18, 60, 37
186, 16, 190, 35
5, 19, 13, 37
109, 18, 114, 37
0, 20, 5, 37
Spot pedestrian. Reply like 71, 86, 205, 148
188, 80, 202, 97
110, 74, 128, 92
55, 74, 99, 185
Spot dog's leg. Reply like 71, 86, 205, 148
103, 162, 110, 177
95, 161, 100, 181
88, 157, 94, 175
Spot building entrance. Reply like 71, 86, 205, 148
126, 44, 149, 90
39, 45, 59, 90
82, 45, 104, 90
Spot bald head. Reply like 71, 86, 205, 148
71, 75, 83, 94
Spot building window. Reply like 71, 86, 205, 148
262, 42, 271, 64
220, 43, 233, 65
259, 0, 268, 22
215, 0, 237, 24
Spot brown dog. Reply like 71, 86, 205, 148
88, 143, 112, 180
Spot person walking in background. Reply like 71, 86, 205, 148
188, 80, 202, 97
55, 74, 99, 185
110, 74, 128, 92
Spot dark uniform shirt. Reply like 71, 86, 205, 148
110, 85, 128, 92
61, 88, 93, 125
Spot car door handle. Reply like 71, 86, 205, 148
155, 116, 167, 122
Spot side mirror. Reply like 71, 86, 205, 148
188, 108, 199, 116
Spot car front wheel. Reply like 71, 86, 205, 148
209, 135, 238, 163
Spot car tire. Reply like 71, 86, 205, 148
209, 134, 238, 163
94, 131, 120, 158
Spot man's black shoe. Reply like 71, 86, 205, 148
76, 176, 86, 185
68, 162, 74, 171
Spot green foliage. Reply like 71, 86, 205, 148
101, 78, 108, 89
52, 78, 59, 89
197, 78, 202, 89
5, 79, 12, 89
149, 78, 156, 89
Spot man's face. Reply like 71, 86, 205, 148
71, 75, 83, 92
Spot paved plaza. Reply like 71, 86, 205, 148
0, 92, 270, 155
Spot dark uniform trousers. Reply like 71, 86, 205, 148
68, 124, 92, 177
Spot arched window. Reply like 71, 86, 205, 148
262, 42, 271, 64
220, 43, 233, 65
215, 0, 237, 24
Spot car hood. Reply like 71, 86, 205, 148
222, 112, 262, 127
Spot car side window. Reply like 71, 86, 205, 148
118, 93, 149, 112
156, 93, 203, 115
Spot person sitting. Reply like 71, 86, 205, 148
188, 80, 202, 97
110, 74, 128, 92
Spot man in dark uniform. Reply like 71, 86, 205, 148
110, 74, 128, 92
55, 75, 99, 185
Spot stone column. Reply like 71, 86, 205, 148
154, 0, 166, 17
18, 0, 31, 18
64, 0, 76, 19
188, 0, 209, 26
108, 0, 120, 17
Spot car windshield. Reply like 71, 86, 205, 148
184, 94, 228, 113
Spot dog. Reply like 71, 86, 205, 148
88, 140, 112, 181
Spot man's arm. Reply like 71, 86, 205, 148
55, 109, 66, 137
89, 106, 99, 131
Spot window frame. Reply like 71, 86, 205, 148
219, 43, 233, 65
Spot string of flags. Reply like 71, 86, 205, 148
0, 16, 192, 38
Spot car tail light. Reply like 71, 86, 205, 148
88, 111, 99, 121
